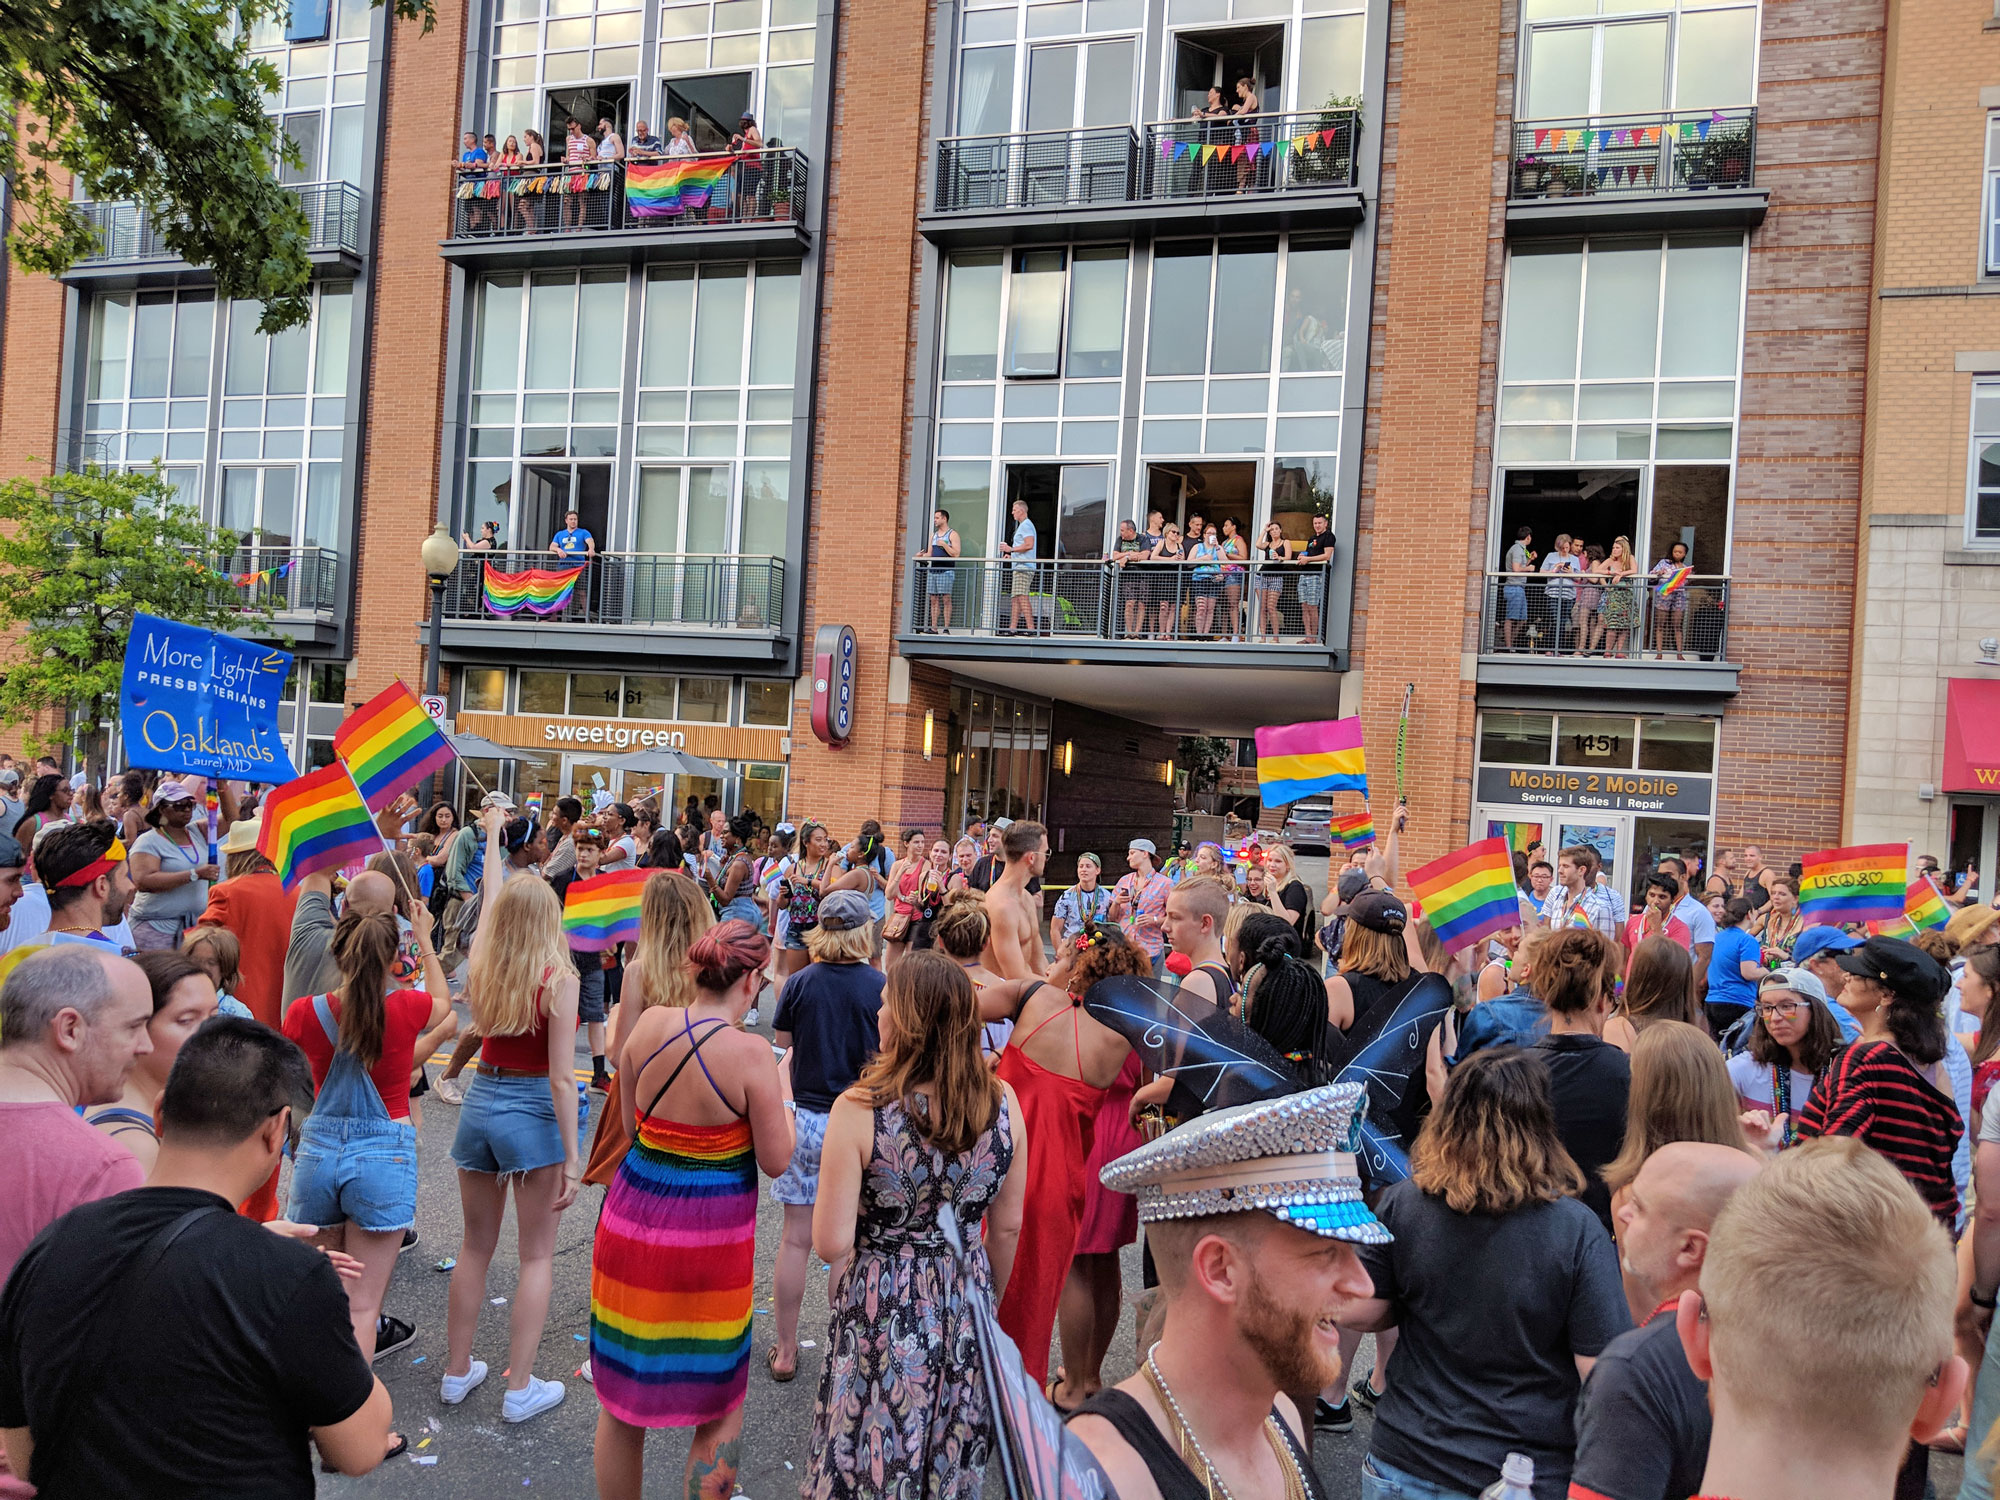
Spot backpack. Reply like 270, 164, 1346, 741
784, 871, 820, 932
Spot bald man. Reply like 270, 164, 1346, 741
283, 867, 402, 1005
1569, 1142, 1764, 1500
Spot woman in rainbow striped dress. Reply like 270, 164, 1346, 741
590, 920, 795, 1500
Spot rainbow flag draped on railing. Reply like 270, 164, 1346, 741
1798, 843, 1908, 925
1407, 837, 1520, 952
1255, 717, 1368, 804
257, 763, 384, 890
1867, 876, 1951, 936
562, 867, 650, 951
1331, 812, 1375, 849
334, 681, 458, 812
625, 156, 735, 218
483, 561, 583, 616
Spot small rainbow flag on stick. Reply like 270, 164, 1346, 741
334, 681, 458, 812
257, 763, 384, 890
1656, 565, 1692, 596
1406, 837, 1521, 952
1867, 877, 1951, 936
1255, 717, 1368, 804
1331, 812, 1375, 849
483, 562, 583, 616
562, 867, 651, 951
625, 156, 735, 218
1798, 843, 1909, 926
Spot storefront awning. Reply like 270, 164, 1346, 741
1943, 678, 2000, 793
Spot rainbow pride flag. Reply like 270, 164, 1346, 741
625, 155, 735, 218
1255, 717, 1368, 804
1331, 812, 1375, 849
483, 561, 583, 616
333, 681, 457, 812
1656, 565, 1692, 596
1798, 842, 1908, 925
1407, 837, 1520, 952
562, 867, 650, 951
257, 763, 384, 890
1868, 877, 1950, 936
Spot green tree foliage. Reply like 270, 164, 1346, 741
0, 467, 272, 749
0, 0, 432, 331
1177, 735, 1234, 795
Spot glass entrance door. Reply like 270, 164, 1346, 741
562, 754, 620, 804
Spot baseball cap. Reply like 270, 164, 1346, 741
1348, 888, 1407, 933
0, 830, 24, 869
480, 791, 516, 811
0, 769, 20, 788
1791, 925, 1862, 965
1128, 838, 1157, 856
1835, 935, 1950, 1004
151, 782, 196, 807
816, 888, 873, 933
1333, 868, 1370, 915
1759, 967, 1829, 1007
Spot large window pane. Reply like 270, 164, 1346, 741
1598, 20, 1666, 115
302, 463, 339, 549
575, 272, 625, 385
1025, 44, 1077, 132
1659, 237, 1744, 378
1212, 241, 1277, 374
1297, 14, 1363, 109
467, 461, 511, 542
1524, 25, 1591, 119
88, 296, 131, 400
741, 461, 788, 554
224, 301, 265, 395
131, 297, 174, 399
685, 466, 731, 553
641, 268, 694, 387
1148, 243, 1211, 375
1066, 248, 1126, 378
937, 460, 993, 555
1501, 245, 1581, 382
525, 275, 577, 390
1675, 9, 1756, 111
266, 318, 310, 395
313, 284, 351, 394
943, 253, 1003, 381
1281, 242, 1347, 372
1580, 242, 1660, 380
636, 468, 682, 551
958, 46, 1015, 135
475, 276, 523, 392
171, 297, 213, 398
1056, 464, 1107, 557
1005, 249, 1065, 378
749, 264, 801, 385
692, 267, 747, 386
766, 64, 812, 148
1080, 39, 1133, 126
327, 106, 363, 185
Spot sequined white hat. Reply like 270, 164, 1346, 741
1100, 1082, 1391, 1245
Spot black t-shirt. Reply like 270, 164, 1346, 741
0, 1186, 375, 1499
1297, 529, 1334, 561
1276, 877, 1314, 937
1536, 1032, 1631, 1232
772, 960, 887, 1112
1357, 1181, 1631, 1500
1570, 1310, 1711, 1500
970, 855, 1041, 897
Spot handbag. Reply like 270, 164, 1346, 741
583, 1070, 630, 1187
881, 909, 913, 942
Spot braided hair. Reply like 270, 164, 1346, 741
1241, 929, 1334, 1084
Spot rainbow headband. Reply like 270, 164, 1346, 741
56, 836, 128, 888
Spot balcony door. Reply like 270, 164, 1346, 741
662, 74, 751, 152
516, 461, 612, 554
545, 84, 630, 147
633, 464, 734, 623
1522, 20, 1667, 120
1170, 26, 1283, 116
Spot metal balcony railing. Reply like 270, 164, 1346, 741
448, 151, 807, 240
209, 544, 341, 616
905, 556, 1336, 645
1509, 108, 1757, 201
929, 109, 1360, 214
443, 550, 785, 631
1478, 570, 1731, 661
77, 181, 365, 264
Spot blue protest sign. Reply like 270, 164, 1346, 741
119, 613, 298, 783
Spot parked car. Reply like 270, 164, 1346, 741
1282, 799, 1333, 853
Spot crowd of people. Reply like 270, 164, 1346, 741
0, 760, 1991, 1500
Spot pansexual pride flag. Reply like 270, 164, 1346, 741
1867, 877, 1950, 936
1332, 812, 1375, 849
1255, 717, 1368, 804
563, 867, 650, 951
257, 763, 384, 890
483, 561, 583, 616
333, 681, 457, 812
625, 156, 734, 217
1406, 837, 1519, 952
1798, 842, 1908, 925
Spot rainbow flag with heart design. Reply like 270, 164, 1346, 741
483, 561, 583, 616
1798, 843, 1908, 926
625, 156, 735, 217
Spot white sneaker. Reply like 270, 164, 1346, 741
432, 1075, 466, 1106
440, 1360, 487, 1405
742, 1007, 760, 1028
503, 1376, 567, 1423
578, 1358, 594, 1384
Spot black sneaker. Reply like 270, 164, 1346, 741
1351, 1371, 1384, 1411
399, 1227, 419, 1255
1313, 1396, 1353, 1433
373, 1314, 417, 1363
590, 1069, 612, 1094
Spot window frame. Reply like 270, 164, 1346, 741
1516, 0, 1761, 124
1967, 376, 2000, 546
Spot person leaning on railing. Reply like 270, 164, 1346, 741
456, 131, 491, 235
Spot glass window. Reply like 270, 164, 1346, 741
743, 679, 791, 726
461, 668, 506, 712
1211, 240, 1277, 375
1297, 13, 1363, 109
475, 276, 523, 391
1479, 711, 1554, 766
692, 267, 748, 385
1638, 717, 1716, 773
766, 63, 812, 147
1579, 241, 1659, 380
1972, 380, 2000, 542
1080, 38, 1133, 127
1555, 714, 1637, 769
1148, 243, 1211, 375
1065, 247, 1125, 378
1988, 116, 2000, 276
1659, 237, 1743, 378
641, 266, 694, 387
518, 670, 568, 713
943, 253, 1004, 381
624, 674, 675, 720
131, 297, 173, 399
171, 298, 214, 399
313, 283, 351, 394
938, 461, 993, 555
1597, 20, 1665, 115
572, 672, 624, 715
678, 676, 729, 721
1674, 8, 1755, 111
1006, 249, 1066, 378
1025, 44, 1078, 131
1501, 245, 1581, 382
575, 272, 625, 382
1281, 241, 1348, 372
958, 45, 1015, 135
525, 275, 577, 390
88, 296, 131, 400
1524, 24, 1591, 119
741, 461, 789, 555
749, 263, 801, 385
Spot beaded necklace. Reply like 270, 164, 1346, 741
1142, 1343, 1308, 1500
1769, 1055, 1829, 1148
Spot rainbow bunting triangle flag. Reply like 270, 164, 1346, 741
483, 561, 583, 616
257, 763, 384, 890
1798, 842, 1908, 925
1407, 837, 1520, 952
1254, 717, 1368, 804
562, 867, 650, 951
1868, 877, 1950, 935
625, 155, 736, 218
1331, 812, 1375, 849
1656, 565, 1692, 596
333, 681, 458, 813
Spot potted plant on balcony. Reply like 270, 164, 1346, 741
1291, 91, 1361, 187
1677, 129, 1749, 190
1515, 153, 1546, 196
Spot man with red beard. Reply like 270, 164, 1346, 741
1069, 1083, 1383, 1499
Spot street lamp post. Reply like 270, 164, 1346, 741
419, 525, 462, 810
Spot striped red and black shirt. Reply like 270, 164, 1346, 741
1796, 1040, 1961, 1225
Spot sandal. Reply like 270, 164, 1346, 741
324, 1431, 407, 1473
1045, 1369, 1084, 1414
766, 1345, 797, 1383
1928, 1424, 1969, 1455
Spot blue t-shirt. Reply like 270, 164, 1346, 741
1011, 519, 1037, 561
551, 527, 593, 557
460, 147, 488, 168
1706, 926, 1761, 1010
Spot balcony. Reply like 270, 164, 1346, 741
211, 545, 345, 648
1505, 108, 1765, 237
922, 109, 1364, 246
68, 182, 365, 283
1473, 571, 1739, 697
436, 550, 790, 671
440, 152, 810, 269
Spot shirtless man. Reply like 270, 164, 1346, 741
983, 820, 1048, 980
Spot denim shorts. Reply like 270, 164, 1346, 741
771, 1105, 828, 1205
576, 963, 607, 1024
1502, 583, 1527, 621
288, 1115, 418, 1232
782, 923, 813, 952
1297, 572, 1326, 606
450, 1070, 565, 1176
1360, 1455, 1481, 1500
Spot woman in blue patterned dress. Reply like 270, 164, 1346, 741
801, 949, 1027, 1499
